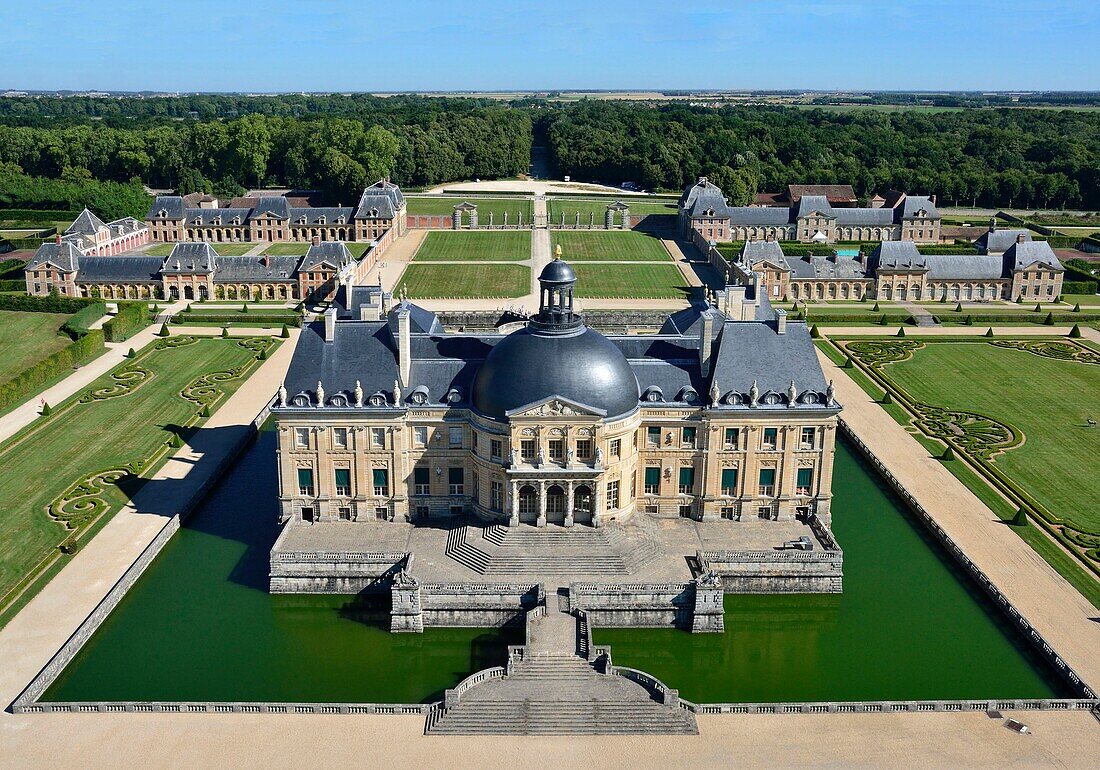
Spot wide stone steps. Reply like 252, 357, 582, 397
427, 699, 698, 735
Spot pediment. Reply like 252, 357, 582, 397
505, 395, 607, 419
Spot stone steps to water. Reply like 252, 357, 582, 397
428, 699, 698, 735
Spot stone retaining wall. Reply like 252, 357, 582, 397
569, 576, 723, 632
698, 518, 844, 593
418, 582, 541, 628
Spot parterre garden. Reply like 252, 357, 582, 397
551, 230, 671, 262
398, 231, 532, 298
0, 334, 277, 628
572, 263, 690, 299
830, 335, 1100, 603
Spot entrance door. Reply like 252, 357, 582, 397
545, 485, 566, 525
572, 485, 593, 525
518, 485, 538, 524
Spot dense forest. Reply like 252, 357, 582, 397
0, 94, 1096, 210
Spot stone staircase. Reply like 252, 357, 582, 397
443, 523, 659, 578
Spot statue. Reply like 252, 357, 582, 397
315, 380, 325, 407
554, 243, 563, 259
787, 379, 798, 405
709, 379, 720, 407
749, 379, 759, 407
595, 446, 604, 465
537, 448, 545, 466
393, 379, 402, 406
277, 383, 287, 408
826, 380, 835, 406
567, 448, 575, 464
509, 447, 518, 466
354, 379, 364, 408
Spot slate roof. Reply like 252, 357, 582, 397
898, 195, 940, 220
707, 321, 831, 407
794, 196, 835, 219
214, 255, 302, 282
740, 240, 789, 270
301, 241, 353, 271
26, 241, 82, 272
728, 206, 792, 225
253, 196, 291, 219
65, 208, 107, 236
924, 255, 1005, 280
1004, 241, 1063, 272
976, 228, 1032, 254
148, 196, 185, 220
289, 207, 354, 226
162, 242, 218, 273
871, 241, 928, 271
833, 207, 895, 226
680, 177, 734, 218
354, 179, 405, 220
75, 256, 163, 283
184, 208, 251, 226
788, 255, 868, 280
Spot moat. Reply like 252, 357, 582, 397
43, 429, 1069, 704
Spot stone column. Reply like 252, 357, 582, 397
390, 571, 423, 633
537, 480, 547, 528
470, 209, 479, 229
691, 572, 724, 633
509, 479, 519, 527
592, 484, 603, 529
565, 480, 575, 528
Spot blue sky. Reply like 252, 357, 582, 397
0, 0, 1095, 92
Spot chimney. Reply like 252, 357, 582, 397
312, 235, 321, 247
323, 306, 337, 342
724, 284, 747, 320
55, 234, 62, 244
396, 306, 411, 388
1017, 233, 1026, 244
262, 254, 270, 267
775, 308, 787, 335
930, 194, 937, 205
699, 309, 716, 377
764, 231, 773, 242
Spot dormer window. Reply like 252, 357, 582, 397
193, 216, 202, 226
158, 209, 167, 218
298, 216, 307, 224
369, 208, 379, 217
337, 215, 346, 224
212, 216, 221, 225
316, 216, 326, 225
232, 216, 242, 225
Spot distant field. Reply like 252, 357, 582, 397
551, 231, 671, 262
399, 263, 529, 298
572, 263, 688, 299
414, 231, 530, 262
0, 310, 74, 384
547, 198, 677, 224
406, 196, 533, 222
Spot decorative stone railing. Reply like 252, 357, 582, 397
699, 550, 841, 564
270, 550, 409, 563
678, 699, 1099, 715
16, 701, 435, 715
610, 666, 679, 707
443, 666, 507, 709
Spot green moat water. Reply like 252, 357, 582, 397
45, 432, 1068, 704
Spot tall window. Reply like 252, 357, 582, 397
414, 426, 427, 446
576, 438, 593, 459
724, 428, 739, 450
796, 467, 814, 496
758, 468, 776, 496
800, 427, 816, 450
646, 426, 661, 448
294, 428, 309, 449
297, 467, 314, 496
678, 466, 695, 495
644, 466, 661, 495
471, 472, 479, 502
472, 432, 479, 454
606, 480, 620, 510
449, 426, 463, 448
681, 427, 697, 448
610, 438, 621, 459
763, 427, 778, 451
490, 438, 503, 461
721, 468, 738, 496
371, 428, 386, 448
413, 466, 430, 496
372, 468, 389, 497
520, 439, 536, 462
334, 468, 351, 496
448, 467, 464, 495
549, 438, 565, 461
490, 480, 503, 512
332, 427, 348, 449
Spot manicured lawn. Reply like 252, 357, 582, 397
413, 231, 531, 262
880, 341, 1100, 537
143, 243, 173, 256
398, 263, 529, 299
0, 310, 77, 384
1064, 293, 1100, 306
571, 263, 689, 299
145, 242, 256, 257
263, 242, 308, 256
551, 231, 671, 262
0, 336, 272, 622
547, 198, 677, 225
406, 196, 533, 223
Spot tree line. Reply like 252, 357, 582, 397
0, 94, 1096, 210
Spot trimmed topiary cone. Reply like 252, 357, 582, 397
845, 356, 854, 368
1072, 302, 1081, 312
242, 303, 249, 313
184, 303, 192, 313
984, 327, 995, 337
157, 322, 170, 337
221, 326, 229, 338
1033, 302, 1042, 312
1043, 312, 1054, 325
896, 327, 906, 337
872, 302, 880, 312
1015, 296, 1023, 305
881, 391, 893, 404
942, 446, 954, 461
126, 347, 136, 358
169, 433, 183, 448
1013, 507, 1028, 526
878, 314, 888, 325
810, 324, 821, 339
259, 347, 268, 360
954, 302, 963, 312
964, 315, 973, 325
200, 404, 210, 418
40, 401, 51, 417
1069, 323, 1082, 338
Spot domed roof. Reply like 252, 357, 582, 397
539, 258, 576, 283
472, 327, 639, 420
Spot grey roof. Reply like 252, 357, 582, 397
184, 208, 251, 226
388, 299, 443, 334
680, 178, 733, 218
1004, 241, 1063, 272
924, 255, 1005, 280
65, 208, 107, 236
163, 242, 218, 273
301, 241, 353, 271
74, 256, 163, 283
214, 255, 302, 282
871, 241, 927, 271
794, 196, 835, 219
898, 195, 940, 220
289, 207, 354, 226
26, 241, 81, 272
740, 240, 789, 270
788, 255, 868, 280
728, 206, 792, 226
707, 321, 831, 408
976, 229, 1032, 254
539, 258, 576, 283
148, 196, 185, 220
833, 207, 895, 226
253, 196, 291, 219
354, 179, 404, 220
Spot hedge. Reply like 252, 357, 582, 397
1062, 280, 1098, 295
0, 279, 24, 292
0, 329, 104, 412
0, 258, 27, 278
0, 293, 99, 314
0, 207, 81, 222
917, 244, 979, 254
102, 301, 152, 343
170, 312, 301, 327
59, 301, 107, 339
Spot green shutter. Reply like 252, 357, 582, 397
644, 467, 661, 486
678, 467, 695, 488
721, 468, 738, 490
297, 468, 313, 488
448, 467, 464, 484
334, 468, 351, 488
759, 468, 776, 485
372, 468, 388, 488
797, 468, 814, 488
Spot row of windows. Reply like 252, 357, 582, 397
642, 466, 815, 496
296, 467, 389, 498
645, 426, 817, 451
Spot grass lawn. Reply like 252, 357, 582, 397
144, 243, 256, 257
551, 231, 671, 262
399, 263, 530, 298
0, 336, 272, 622
880, 341, 1100, 537
406, 196, 533, 222
0, 310, 75, 385
413, 231, 530, 262
1063, 293, 1100, 306
547, 198, 677, 224
263, 242, 308, 256
572, 263, 689, 299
